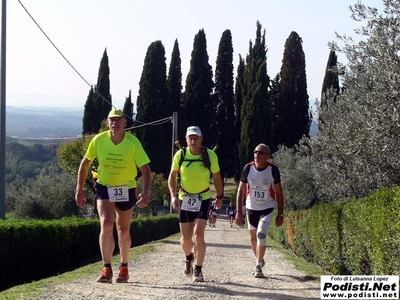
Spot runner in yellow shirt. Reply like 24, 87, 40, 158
168, 126, 223, 283
75, 108, 151, 284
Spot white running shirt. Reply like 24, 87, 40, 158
241, 162, 280, 211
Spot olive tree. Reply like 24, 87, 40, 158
272, 138, 316, 210
13, 165, 83, 219
313, 0, 400, 202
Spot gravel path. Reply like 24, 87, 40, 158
27, 215, 320, 300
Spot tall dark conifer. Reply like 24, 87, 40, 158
167, 39, 183, 157
123, 90, 134, 130
136, 41, 170, 177
167, 39, 182, 115
321, 50, 340, 106
82, 86, 96, 135
91, 49, 112, 134
233, 55, 245, 182
279, 31, 311, 147
181, 29, 215, 147
239, 21, 270, 169
215, 30, 235, 181
319, 50, 340, 130
269, 73, 282, 151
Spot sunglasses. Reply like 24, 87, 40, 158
253, 150, 268, 155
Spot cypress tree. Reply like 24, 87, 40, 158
136, 41, 170, 177
167, 39, 183, 156
319, 50, 340, 129
215, 29, 235, 180
122, 90, 134, 130
82, 86, 96, 135
321, 50, 340, 105
269, 73, 282, 151
182, 29, 215, 147
92, 48, 112, 134
239, 21, 270, 168
167, 39, 182, 115
233, 55, 245, 182
280, 31, 311, 147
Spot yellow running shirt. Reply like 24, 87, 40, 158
85, 131, 150, 188
172, 148, 220, 200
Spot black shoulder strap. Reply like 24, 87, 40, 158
178, 147, 186, 168
201, 147, 211, 170
178, 146, 211, 172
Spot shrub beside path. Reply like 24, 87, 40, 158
27, 216, 320, 299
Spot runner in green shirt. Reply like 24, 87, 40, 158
75, 108, 151, 284
168, 126, 223, 283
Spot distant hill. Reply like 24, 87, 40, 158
5, 105, 319, 141
6, 106, 83, 138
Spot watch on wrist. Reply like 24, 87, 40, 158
278, 213, 284, 217
216, 195, 223, 199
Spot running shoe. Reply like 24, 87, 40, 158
115, 266, 129, 283
253, 265, 264, 278
192, 269, 204, 283
254, 259, 265, 267
184, 253, 194, 278
97, 267, 113, 283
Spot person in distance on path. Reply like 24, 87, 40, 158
168, 126, 223, 283
209, 201, 219, 228
226, 202, 236, 228
235, 143, 284, 278
75, 108, 151, 284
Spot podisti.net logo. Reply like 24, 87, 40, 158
321, 275, 399, 299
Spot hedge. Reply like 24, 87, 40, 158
269, 187, 400, 275
0, 214, 179, 291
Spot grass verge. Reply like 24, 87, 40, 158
267, 237, 327, 281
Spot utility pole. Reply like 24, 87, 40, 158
170, 112, 178, 214
171, 112, 178, 162
0, 0, 6, 220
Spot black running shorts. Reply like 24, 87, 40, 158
95, 182, 137, 211
247, 207, 274, 229
179, 198, 211, 223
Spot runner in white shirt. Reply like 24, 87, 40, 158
235, 143, 284, 278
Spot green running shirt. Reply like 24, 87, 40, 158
172, 148, 220, 200
85, 131, 150, 188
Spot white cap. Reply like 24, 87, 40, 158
185, 126, 202, 137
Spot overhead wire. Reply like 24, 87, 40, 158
17, 0, 173, 130
126, 116, 172, 131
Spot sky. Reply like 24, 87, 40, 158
5, 0, 380, 111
